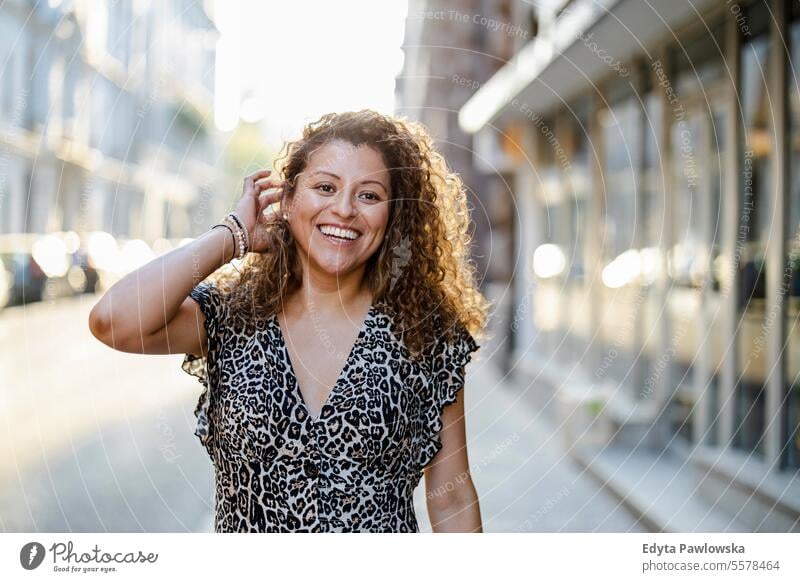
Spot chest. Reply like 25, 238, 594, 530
213, 314, 430, 466
279, 312, 364, 410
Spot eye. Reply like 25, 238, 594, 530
359, 191, 380, 202
316, 183, 336, 194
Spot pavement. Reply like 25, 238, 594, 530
412, 348, 646, 533
0, 294, 214, 532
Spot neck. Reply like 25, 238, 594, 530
294, 261, 371, 314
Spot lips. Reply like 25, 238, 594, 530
317, 224, 362, 243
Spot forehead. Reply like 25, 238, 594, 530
305, 140, 389, 180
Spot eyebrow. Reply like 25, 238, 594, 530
308, 170, 388, 193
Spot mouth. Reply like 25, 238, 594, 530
316, 224, 362, 246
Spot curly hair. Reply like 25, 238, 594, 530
210, 109, 489, 359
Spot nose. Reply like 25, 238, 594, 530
330, 186, 356, 218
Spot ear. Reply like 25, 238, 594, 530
280, 182, 297, 219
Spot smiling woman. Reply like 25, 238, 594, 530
88, 108, 490, 533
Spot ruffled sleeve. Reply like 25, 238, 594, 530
413, 321, 480, 476
181, 280, 228, 460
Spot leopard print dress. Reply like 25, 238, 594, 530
181, 280, 479, 533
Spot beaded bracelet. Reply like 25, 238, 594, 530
221, 215, 246, 259
222, 216, 243, 260
231, 211, 249, 253
225, 211, 249, 258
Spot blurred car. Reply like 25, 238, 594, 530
0, 234, 42, 306
0, 231, 191, 308
0, 232, 100, 307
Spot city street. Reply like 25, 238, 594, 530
0, 294, 214, 532
0, 295, 644, 533
3, 4, 799, 581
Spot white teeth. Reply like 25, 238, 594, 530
319, 225, 360, 240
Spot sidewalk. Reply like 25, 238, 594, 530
414, 351, 645, 532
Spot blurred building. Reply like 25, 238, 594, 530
397, 0, 531, 363
459, 0, 799, 531
0, 0, 223, 252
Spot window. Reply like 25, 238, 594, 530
733, 0, 772, 457
598, 82, 642, 390
640, 84, 664, 403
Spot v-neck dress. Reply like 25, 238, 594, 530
181, 280, 480, 533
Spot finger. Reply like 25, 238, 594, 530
258, 192, 279, 208
247, 169, 272, 182
245, 170, 272, 196
255, 183, 285, 201
257, 190, 283, 210
254, 176, 284, 190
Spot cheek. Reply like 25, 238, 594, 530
365, 206, 390, 237
290, 191, 317, 217
287, 193, 320, 236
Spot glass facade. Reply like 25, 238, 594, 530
667, 21, 727, 445
531, 106, 591, 368
524, 0, 798, 473
598, 81, 643, 394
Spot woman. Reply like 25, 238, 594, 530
89, 110, 489, 533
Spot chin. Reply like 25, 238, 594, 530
311, 244, 382, 275
309, 254, 361, 276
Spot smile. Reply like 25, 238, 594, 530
317, 224, 362, 245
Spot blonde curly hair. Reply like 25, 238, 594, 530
211, 109, 489, 359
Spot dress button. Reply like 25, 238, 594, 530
304, 460, 319, 478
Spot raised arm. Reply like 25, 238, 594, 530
87, 225, 234, 356
87, 169, 284, 356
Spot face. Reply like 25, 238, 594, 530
285, 139, 392, 280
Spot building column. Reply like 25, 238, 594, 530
512, 121, 540, 359
765, 0, 788, 468
719, 11, 742, 449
